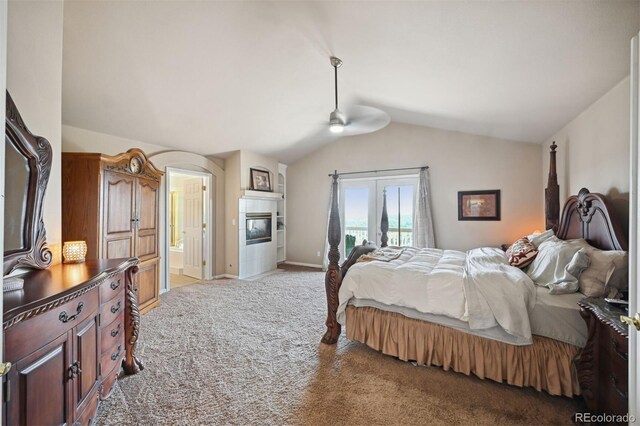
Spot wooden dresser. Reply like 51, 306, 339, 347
62, 149, 163, 314
577, 298, 628, 421
3, 259, 142, 426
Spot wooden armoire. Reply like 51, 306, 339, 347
62, 149, 164, 314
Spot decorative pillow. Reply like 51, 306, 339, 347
547, 249, 591, 295
506, 238, 538, 268
572, 240, 628, 297
525, 236, 584, 286
527, 229, 555, 248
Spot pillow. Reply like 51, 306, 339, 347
606, 253, 629, 293
506, 238, 538, 268
572, 240, 628, 297
527, 229, 555, 248
525, 236, 583, 287
547, 249, 591, 295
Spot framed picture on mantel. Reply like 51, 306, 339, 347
250, 168, 272, 192
458, 190, 501, 221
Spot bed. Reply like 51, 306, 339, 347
320, 146, 628, 397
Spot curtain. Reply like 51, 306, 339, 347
322, 177, 339, 271
413, 168, 435, 248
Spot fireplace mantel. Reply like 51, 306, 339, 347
241, 189, 283, 200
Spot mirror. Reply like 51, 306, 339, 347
4, 91, 53, 275
4, 140, 30, 251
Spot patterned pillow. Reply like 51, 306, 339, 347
506, 237, 538, 268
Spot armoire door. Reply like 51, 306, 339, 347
135, 178, 159, 261
6, 332, 73, 426
103, 171, 136, 259
136, 259, 159, 309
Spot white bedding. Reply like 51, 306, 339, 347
337, 247, 538, 345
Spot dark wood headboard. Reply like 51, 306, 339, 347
556, 188, 628, 251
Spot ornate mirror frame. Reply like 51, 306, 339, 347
4, 91, 53, 275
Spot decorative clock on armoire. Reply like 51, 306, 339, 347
62, 148, 164, 314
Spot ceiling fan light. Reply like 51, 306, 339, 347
329, 109, 346, 133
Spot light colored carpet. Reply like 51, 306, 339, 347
96, 271, 581, 425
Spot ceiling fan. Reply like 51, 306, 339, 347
327, 56, 390, 135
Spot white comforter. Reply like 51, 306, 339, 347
337, 247, 537, 343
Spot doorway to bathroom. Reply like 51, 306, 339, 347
167, 168, 212, 289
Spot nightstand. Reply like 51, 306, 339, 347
576, 298, 628, 421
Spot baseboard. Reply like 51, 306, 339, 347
283, 261, 323, 269
213, 274, 239, 279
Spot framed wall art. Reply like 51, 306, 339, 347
458, 190, 501, 221
250, 168, 272, 192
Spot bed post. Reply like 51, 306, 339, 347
380, 188, 389, 247
545, 141, 560, 231
322, 172, 342, 344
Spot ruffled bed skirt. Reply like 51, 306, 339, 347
345, 306, 581, 397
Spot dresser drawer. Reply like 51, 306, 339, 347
100, 340, 124, 378
100, 291, 124, 326
75, 386, 99, 426
99, 272, 125, 303
100, 362, 120, 400
100, 312, 124, 353
5, 289, 99, 361
602, 326, 628, 385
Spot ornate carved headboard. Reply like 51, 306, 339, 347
556, 188, 628, 251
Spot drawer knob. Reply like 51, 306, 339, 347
111, 345, 122, 361
68, 361, 82, 379
59, 302, 85, 323
111, 323, 121, 337
110, 301, 122, 314
110, 279, 121, 291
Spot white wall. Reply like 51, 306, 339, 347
223, 149, 280, 276
286, 122, 543, 266
542, 76, 630, 234
223, 151, 241, 276
63, 124, 168, 155
7, 0, 64, 263
1, 0, 8, 372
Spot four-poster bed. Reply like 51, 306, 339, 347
321, 143, 628, 396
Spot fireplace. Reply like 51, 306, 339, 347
246, 213, 272, 245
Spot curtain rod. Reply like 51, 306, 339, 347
328, 165, 428, 177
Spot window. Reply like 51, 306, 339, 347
340, 176, 417, 259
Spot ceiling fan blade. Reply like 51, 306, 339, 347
343, 105, 391, 135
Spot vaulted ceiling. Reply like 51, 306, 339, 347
62, 1, 640, 163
